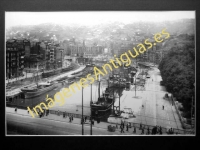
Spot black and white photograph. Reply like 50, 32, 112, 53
5, 11, 195, 136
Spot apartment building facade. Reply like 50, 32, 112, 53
6, 39, 30, 79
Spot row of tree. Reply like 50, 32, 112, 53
159, 40, 195, 117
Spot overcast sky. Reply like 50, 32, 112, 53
5, 11, 195, 29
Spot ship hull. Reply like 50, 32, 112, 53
91, 101, 113, 110
91, 99, 114, 118
22, 84, 56, 99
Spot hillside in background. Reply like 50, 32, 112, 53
6, 19, 195, 46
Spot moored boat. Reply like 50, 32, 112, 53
21, 82, 56, 99
90, 74, 116, 119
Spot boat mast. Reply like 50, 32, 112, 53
98, 74, 100, 99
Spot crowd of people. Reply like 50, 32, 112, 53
117, 121, 178, 135
119, 121, 132, 133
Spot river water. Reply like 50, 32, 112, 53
8, 66, 115, 116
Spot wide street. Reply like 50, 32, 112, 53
6, 108, 132, 135
113, 66, 183, 130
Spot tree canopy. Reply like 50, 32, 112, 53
159, 38, 195, 113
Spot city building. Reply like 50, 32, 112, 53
60, 40, 70, 56
6, 39, 30, 79
55, 44, 64, 68
24, 42, 46, 70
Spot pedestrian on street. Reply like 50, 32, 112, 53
160, 128, 162, 135
140, 123, 142, 130
69, 116, 71, 122
152, 127, 156, 135
120, 125, 123, 133
65, 111, 67, 118
63, 112, 65, 118
156, 126, 159, 134
171, 128, 174, 134
71, 115, 73, 121
15, 107, 17, 112
168, 129, 170, 134
121, 125, 124, 133
134, 127, 136, 133
141, 128, 144, 134
155, 126, 158, 134
85, 116, 87, 122
126, 124, 129, 131
162, 105, 164, 110
147, 127, 150, 135
128, 122, 131, 128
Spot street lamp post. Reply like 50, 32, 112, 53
90, 83, 92, 135
82, 86, 84, 135
119, 79, 120, 113
135, 71, 137, 97
112, 76, 115, 115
